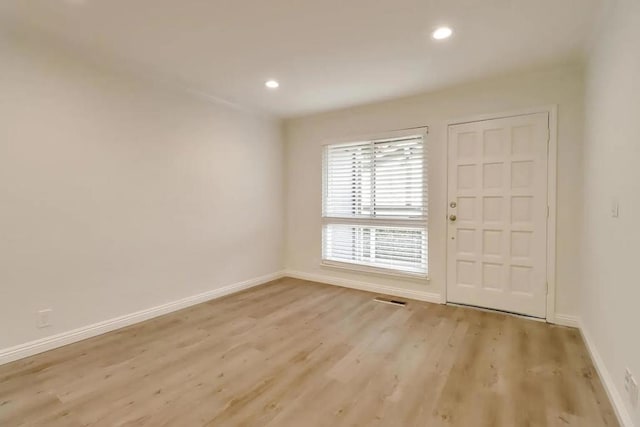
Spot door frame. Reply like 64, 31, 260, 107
443, 105, 558, 323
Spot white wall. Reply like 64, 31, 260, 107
0, 33, 284, 350
284, 63, 584, 317
582, 0, 640, 424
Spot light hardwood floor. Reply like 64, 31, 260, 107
0, 278, 618, 426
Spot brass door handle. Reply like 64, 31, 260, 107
449, 214, 457, 222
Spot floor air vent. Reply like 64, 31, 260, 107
374, 297, 407, 307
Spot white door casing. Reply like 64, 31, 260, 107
446, 112, 549, 318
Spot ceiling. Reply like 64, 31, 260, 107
1, 0, 604, 118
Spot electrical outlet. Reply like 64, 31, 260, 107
624, 368, 638, 408
37, 309, 52, 329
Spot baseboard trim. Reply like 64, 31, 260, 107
578, 318, 635, 427
283, 270, 442, 304
0, 271, 285, 366
552, 313, 581, 328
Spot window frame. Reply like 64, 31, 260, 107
321, 127, 429, 279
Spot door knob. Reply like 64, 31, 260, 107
449, 214, 457, 222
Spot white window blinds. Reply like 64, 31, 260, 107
322, 133, 428, 276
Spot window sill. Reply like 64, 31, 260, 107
320, 260, 429, 281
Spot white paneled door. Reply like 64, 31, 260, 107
446, 113, 549, 318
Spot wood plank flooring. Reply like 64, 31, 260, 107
0, 278, 618, 426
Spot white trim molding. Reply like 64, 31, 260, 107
0, 271, 284, 366
284, 270, 441, 304
552, 314, 580, 328
578, 318, 635, 427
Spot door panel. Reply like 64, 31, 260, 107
446, 113, 548, 318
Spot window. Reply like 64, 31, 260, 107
322, 131, 428, 277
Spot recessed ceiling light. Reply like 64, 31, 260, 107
432, 27, 453, 40
265, 80, 280, 89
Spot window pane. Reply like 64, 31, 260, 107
373, 137, 425, 217
324, 142, 372, 217
323, 223, 428, 275
324, 136, 426, 219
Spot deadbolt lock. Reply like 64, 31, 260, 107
450, 201, 457, 208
